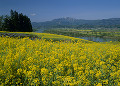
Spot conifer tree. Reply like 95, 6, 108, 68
3, 10, 33, 32
0, 15, 4, 30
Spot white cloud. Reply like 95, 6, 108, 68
30, 13, 36, 16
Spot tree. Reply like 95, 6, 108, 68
0, 15, 4, 30
3, 10, 33, 32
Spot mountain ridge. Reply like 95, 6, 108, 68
32, 17, 120, 29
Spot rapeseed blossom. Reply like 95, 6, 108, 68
0, 33, 120, 86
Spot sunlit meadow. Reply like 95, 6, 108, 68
0, 32, 120, 86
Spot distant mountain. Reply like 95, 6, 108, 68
32, 17, 120, 29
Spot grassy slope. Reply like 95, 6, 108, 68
0, 31, 92, 43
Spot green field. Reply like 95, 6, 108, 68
44, 28, 120, 39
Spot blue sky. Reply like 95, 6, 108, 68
0, 0, 120, 22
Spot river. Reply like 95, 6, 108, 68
78, 36, 120, 42
36, 29, 120, 42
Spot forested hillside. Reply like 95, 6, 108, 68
32, 17, 120, 29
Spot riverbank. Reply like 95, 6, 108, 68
43, 29, 120, 42
0, 31, 91, 43
1, 30, 119, 42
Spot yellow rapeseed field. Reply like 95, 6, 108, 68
0, 32, 120, 86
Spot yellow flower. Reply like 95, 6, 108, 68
118, 82, 120, 86
41, 68, 48, 75
33, 78, 39, 83
102, 79, 108, 85
17, 68, 22, 75
96, 70, 102, 78
96, 83, 102, 86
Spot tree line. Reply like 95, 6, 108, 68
0, 10, 33, 32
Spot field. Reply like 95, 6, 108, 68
44, 28, 120, 39
0, 31, 120, 86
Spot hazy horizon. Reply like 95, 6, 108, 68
0, 0, 120, 22
33, 17, 120, 22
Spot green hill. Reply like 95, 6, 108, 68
32, 17, 120, 29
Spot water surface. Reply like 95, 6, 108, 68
79, 36, 120, 42
36, 30, 120, 42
